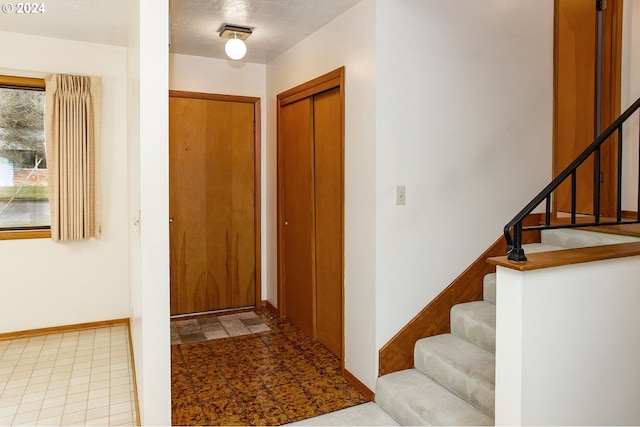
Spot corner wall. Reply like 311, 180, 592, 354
0, 31, 130, 333
374, 0, 554, 361
127, 0, 171, 424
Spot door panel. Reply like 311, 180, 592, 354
554, 0, 620, 216
170, 97, 209, 315
555, 0, 596, 214
280, 97, 315, 338
313, 88, 343, 357
170, 96, 255, 315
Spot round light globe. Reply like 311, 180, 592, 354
225, 38, 247, 60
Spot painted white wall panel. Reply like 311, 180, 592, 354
127, 0, 171, 424
374, 0, 554, 349
621, 1, 640, 211
496, 258, 640, 425
0, 31, 130, 333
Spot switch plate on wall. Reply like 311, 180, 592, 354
395, 185, 406, 205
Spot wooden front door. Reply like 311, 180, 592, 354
169, 92, 259, 315
554, 0, 622, 215
278, 68, 344, 358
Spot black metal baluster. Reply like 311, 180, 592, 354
595, 146, 601, 223
617, 125, 623, 222
571, 171, 577, 224
545, 195, 551, 226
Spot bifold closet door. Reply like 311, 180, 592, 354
280, 97, 315, 339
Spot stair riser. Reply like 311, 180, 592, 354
483, 273, 496, 305
376, 370, 494, 426
450, 303, 496, 354
415, 352, 495, 418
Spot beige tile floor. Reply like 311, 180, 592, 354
0, 325, 138, 426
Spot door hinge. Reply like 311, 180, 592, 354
253, 121, 256, 133
597, 0, 606, 11
600, 172, 605, 183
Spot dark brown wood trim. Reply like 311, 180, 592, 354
0, 318, 129, 341
489, 241, 640, 271
343, 369, 374, 402
263, 300, 279, 316
0, 229, 51, 240
254, 98, 262, 307
0, 75, 45, 88
621, 210, 638, 219
169, 90, 259, 104
378, 214, 542, 376
277, 68, 343, 106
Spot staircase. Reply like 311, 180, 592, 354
373, 228, 640, 426
291, 228, 640, 426
375, 256, 511, 425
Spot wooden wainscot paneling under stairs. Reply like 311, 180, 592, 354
378, 214, 542, 377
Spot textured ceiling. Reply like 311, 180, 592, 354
169, 0, 362, 63
0, 0, 361, 65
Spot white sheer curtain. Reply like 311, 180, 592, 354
44, 74, 101, 241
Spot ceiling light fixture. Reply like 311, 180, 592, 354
218, 23, 253, 61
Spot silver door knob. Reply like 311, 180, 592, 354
169, 216, 174, 223
284, 220, 288, 226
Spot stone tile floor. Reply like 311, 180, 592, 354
171, 308, 370, 426
171, 312, 271, 345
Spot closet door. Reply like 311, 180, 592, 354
313, 87, 343, 357
278, 67, 345, 359
280, 97, 315, 338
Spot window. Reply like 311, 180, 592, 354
0, 75, 50, 239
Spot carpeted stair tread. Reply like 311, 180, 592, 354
541, 228, 640, 248
483, 273, 496, 305
451, 301, 496, 354
521, 242, 567, 253
376, 369, 494, 426
414, 334, 495, 418
289, 402, 400, 426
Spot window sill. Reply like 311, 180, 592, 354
0, 229, 51, 240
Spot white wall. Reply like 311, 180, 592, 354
374, 0, 554, 360
621, 0, 640, 211
0, 31, 130, 333
266, 0, 378, 389
127, 0, 171, 424
495, 257, 640, 425
169, 53, 268, 299
266, 0, 553, 390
